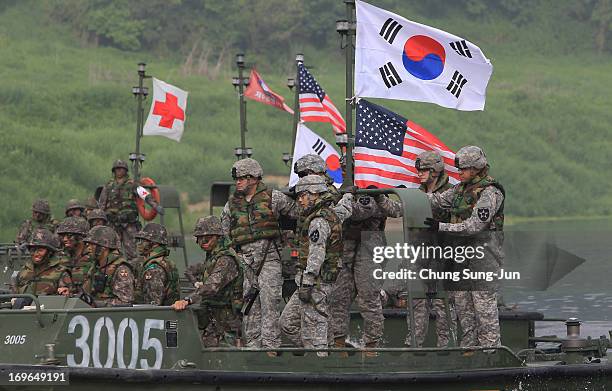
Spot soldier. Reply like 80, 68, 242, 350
12, 228, 71, 299
172, 216, 243, 347
220, 158, 297, 353
65, 199, 85, 218
15, 199, 58, 246
87, 209, 108, 228
405, 151, 456, 347
55, 217, 92, 296
83, 225, 135, 307
134, 223, 180, 305
98, 159, 164, 260
84, 196, 99, 217
425, 145, 505, 347
293, 154, 341, 202
280, 175, 343, 357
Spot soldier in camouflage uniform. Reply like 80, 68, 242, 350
83, 225, 135, 307
405, 151, 456, 347
220, 158, 297, 352
15, 199, 59, 247
294, 154, 341, 202
134, 223, 180, 305
98, 159, 164, 260
65, 199, 86, 218
12, 228, 71, 298
173, 216, 243, 347
55, 217, 92, 296
280, 176, 343, 356
84, 197, 99, 217
425, 146, 504, 347
87, 209, 108, 228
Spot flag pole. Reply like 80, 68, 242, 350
290, 53, 304, 156
131, 62, 149, 181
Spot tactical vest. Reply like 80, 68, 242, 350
229, 183, 281, 246
201, 238, 244, 311
86, 252, 132, 300
104, 178, 138, 219
17, 255, 69, 295
17, 218, 58, 244
450, 175, 505, 230
420, 173, 453, 223
69, 253, 94, 294
297, 203, 343, 283
140, 247, 180, 305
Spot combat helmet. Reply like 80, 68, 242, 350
231, 158, 263, 179
112, 159, 129, 172
454, 146, 487, 170
294, 154, 326, 176
27, 228, 60, 252
135, 223, 169, 246
56, 216, 90, 236
65, 199, 85, 215
87, 209, 108, 223
84, 226, 119, 250
295, 175, 328, 195
415, 151, 445, 172
193, 216, 223, 237
32, 199, 51, 215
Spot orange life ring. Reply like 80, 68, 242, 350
137, 177, 161, 221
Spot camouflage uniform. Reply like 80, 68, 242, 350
65, 199, 85, 218
280, 176, 343, 355
15, 200, 58, 246
56, 217, 92, 295
13, 229, 71, 295
135, 223, 180, 306
189, 216, 243, 347
87, 209, 108, 228
221, 158, 297, 349
83, 225, 135, 307
330, 192, 401, 348
406, 151, 456, 347
427, 146, 504, 347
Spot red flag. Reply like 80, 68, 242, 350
244, 69, 294, 114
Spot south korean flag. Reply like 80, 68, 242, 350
355, 0, 493, 111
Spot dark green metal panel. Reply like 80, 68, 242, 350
209, 181, 234, 215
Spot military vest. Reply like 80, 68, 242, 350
139, 246, 180, 305
86, 252, 132, 300
297, 203, 343, 283
420, 173, 453, 223
450, 175, 505, 230
16, 255, 69, 295
201, 238, 244, 311
67, 249, 94, 294
229, 182, 281, 246
104, 178, 138, 219
17, 218, 58, 244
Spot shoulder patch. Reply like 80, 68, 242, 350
477, 208, 490, 222
358, 196, 371, 206
309, 229, 320, 243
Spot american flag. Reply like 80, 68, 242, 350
298, 63, 346, 134
354, 99, 459, 188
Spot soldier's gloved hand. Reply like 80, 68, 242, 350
424, 217, 439, 232
155, 205, 165, 215
375, 193, 388, 203
298, 285, 314, 303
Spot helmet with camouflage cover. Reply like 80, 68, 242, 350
87, 209, 108, 223
84, 225, 119, 249
27, 228, 60, 252
193, 216, 223, 237
295, 175, 328, 195
32, 199, 51, 215
415, 150, 444, 172
56, 216, 90, 236
231, 158, 263, 179
135, 223, 169, 245
294, 154, 326, 175
65, 198, 85, 215
85, 196, 98, 210
454, 145, 487, 170
112, 159, 129, 172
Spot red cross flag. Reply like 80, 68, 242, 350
143, 78, 188, 142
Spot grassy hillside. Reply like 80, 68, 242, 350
1, 1, 611, 241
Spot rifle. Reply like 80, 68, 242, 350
240, 240, 272, 316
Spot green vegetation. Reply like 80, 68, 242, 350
1, 0, 611, 241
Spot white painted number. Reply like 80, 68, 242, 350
4, 335, 26, 344
67, 316, 164, 369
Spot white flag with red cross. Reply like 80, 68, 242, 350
143, 78, 188, 142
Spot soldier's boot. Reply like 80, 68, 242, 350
334, 337, 348, 358
363, 341, 378, 358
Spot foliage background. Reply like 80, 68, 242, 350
1, 0, 611, 240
